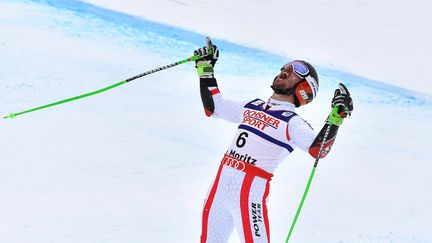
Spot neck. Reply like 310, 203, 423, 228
271, 93, 295, 104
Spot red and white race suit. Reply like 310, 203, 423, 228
200, 87, 318, 243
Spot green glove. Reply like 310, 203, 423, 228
329, 106, 344, 126
194, 37, 219, 79
328, 83, 353, 126
196, 61, 214, 78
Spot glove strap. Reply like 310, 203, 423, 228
328, 106, 344, 126
197, 62, 214, 78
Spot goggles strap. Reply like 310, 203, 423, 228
305, 75, 318, 98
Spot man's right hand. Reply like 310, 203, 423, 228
194, 37, 219, 79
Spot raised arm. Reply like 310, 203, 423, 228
194, 38, 245, 123
309, 83, 354, 158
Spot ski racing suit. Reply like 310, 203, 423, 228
199, 77, 339, 243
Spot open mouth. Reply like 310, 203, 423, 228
273, 78, 285, 88
278, 72, 288, 80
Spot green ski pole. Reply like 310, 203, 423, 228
285, 119, 333, 243
4, 38, 213, 119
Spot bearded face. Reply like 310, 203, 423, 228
272, 65, 303, 90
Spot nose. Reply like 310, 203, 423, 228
279, 70, 290, 80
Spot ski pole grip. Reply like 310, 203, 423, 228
190, 37, 214, 61
206, 36, 214, 55
206, 36, 213, 47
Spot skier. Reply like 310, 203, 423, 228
194, 39, 353, 243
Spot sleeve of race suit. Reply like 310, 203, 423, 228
289, 116, 339, 159
200, 77, 246, 123
308, 122, 339, 159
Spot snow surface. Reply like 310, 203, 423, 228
1, 0, 432, 242
81, 0, 432, 95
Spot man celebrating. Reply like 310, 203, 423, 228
194, 38, 353, 243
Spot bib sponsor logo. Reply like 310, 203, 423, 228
221, 155, 246, 171
282, 111, 293, 117
251, 100, 265, 106
242, 109, 280, 131
251, 202, 263, 237
227, 149, 257, 165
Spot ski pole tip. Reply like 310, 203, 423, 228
3, 113, 17, 119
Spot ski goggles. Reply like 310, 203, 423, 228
282, 61, 319, 102
281, 61, 310, 78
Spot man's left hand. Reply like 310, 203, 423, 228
329, 83, 353, 126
